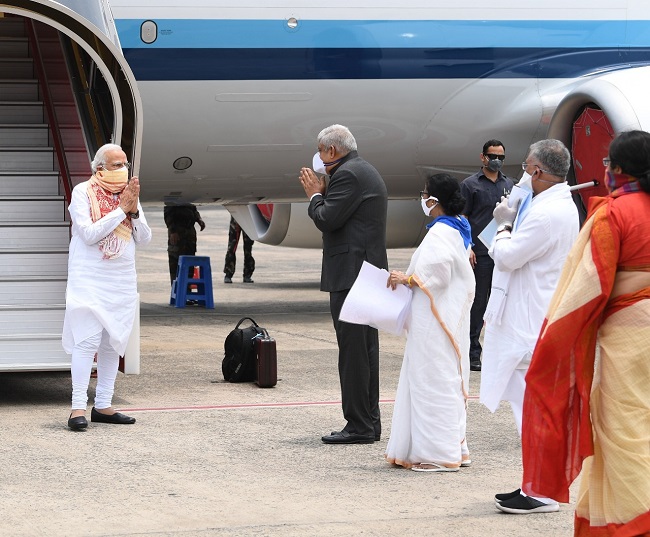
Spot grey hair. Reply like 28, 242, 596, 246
527, 139, 571, 178
91, 143, 123, 173
317, 124, 357, 153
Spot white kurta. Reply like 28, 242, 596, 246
385, 223, 475, 467
62, 181, 152, 356
480, 183, 579, 413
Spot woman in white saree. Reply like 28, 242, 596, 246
385, 173, 475, 472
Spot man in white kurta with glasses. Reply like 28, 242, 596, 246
63, 143, 152, 431
481, 139, 579, 513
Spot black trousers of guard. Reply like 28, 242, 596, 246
168, 239, 197, 285
469, 253, 495, 363
329, 289, 380, 439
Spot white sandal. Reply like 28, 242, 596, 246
411, 463, 459, 473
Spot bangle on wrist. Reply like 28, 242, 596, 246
407, 275, 413, 287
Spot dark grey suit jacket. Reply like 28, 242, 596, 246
308, 151, 388, 293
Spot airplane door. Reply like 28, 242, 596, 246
572, 107, 614, 208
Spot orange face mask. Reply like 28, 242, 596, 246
94, 167, 128, 194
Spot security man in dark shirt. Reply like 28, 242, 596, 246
163, 204, 205, 284
460, 139, 515, 371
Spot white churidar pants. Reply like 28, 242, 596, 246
71, 329, 120, 410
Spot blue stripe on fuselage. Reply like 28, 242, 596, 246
115, 19, 650, 49
122, 47, 650, 81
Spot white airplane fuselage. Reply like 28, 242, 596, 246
107, 1, 650, 245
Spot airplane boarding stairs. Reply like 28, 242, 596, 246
0, 16, 88, 371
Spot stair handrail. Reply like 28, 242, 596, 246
25, 19, 73, 203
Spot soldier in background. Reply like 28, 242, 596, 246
164, 204, 205, 285
223, 215, 255, 284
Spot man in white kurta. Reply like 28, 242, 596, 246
480, 139, 579, 513
63, 144, 152, 431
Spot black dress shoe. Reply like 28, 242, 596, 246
243, 276, 254, 283
322, 430, 375, 444
470, 360, 482, 371
91, 407, 136, 424
331, 430, 380, 441
68, 414, 88, 431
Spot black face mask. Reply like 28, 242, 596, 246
486, 158, 503, 172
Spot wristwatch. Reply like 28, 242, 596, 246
496, 223, 512, 233
128, 211, 140, 219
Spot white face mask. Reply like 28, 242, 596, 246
517, 171, 533, 192
312, 153, 326, 175
421, 197, 438, 216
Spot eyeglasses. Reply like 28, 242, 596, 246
484, 153, 506, 161
102, 161, 131, 170
521, 161, 548, 173
420, 191, 439, 201
602, 157, 611, 167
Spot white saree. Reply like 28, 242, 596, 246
385, 223, 475, 468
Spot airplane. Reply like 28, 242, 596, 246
1, 0, 649, 371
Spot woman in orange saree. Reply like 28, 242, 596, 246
520, 130, 650, 536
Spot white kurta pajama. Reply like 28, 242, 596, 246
385, 223, 475, 468
62, 180, 152, 357
480, 183, 578, 431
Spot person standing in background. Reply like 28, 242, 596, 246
223, 215, 255, 283
460, 140, 515, 371
164, 203, 205, 285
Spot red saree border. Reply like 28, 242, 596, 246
575, 511, 650, 537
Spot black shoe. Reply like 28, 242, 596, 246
243, 276, 254, 283
224, 276, 232, 284
185, 299, 199, 306
67, 414, 88, 431
495, 489, 521, 503
91, 407, 136, 425
331, 430, 381, 442
322, 430, 375, 444
496, 494, 559, 514
470, 360, 482, 371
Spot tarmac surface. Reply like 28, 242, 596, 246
0, 205, 578, 536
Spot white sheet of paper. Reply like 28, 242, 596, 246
339, 261, 412, 336
477, 185, 532, 248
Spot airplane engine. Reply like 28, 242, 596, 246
226, 200, 430, 249
547, 66, 650, 209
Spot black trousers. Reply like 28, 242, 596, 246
469, 254, 495, 362
329, 290, 380, 438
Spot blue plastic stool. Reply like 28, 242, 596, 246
170, 255, 214, 308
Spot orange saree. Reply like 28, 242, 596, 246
521, 192, 650, 536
